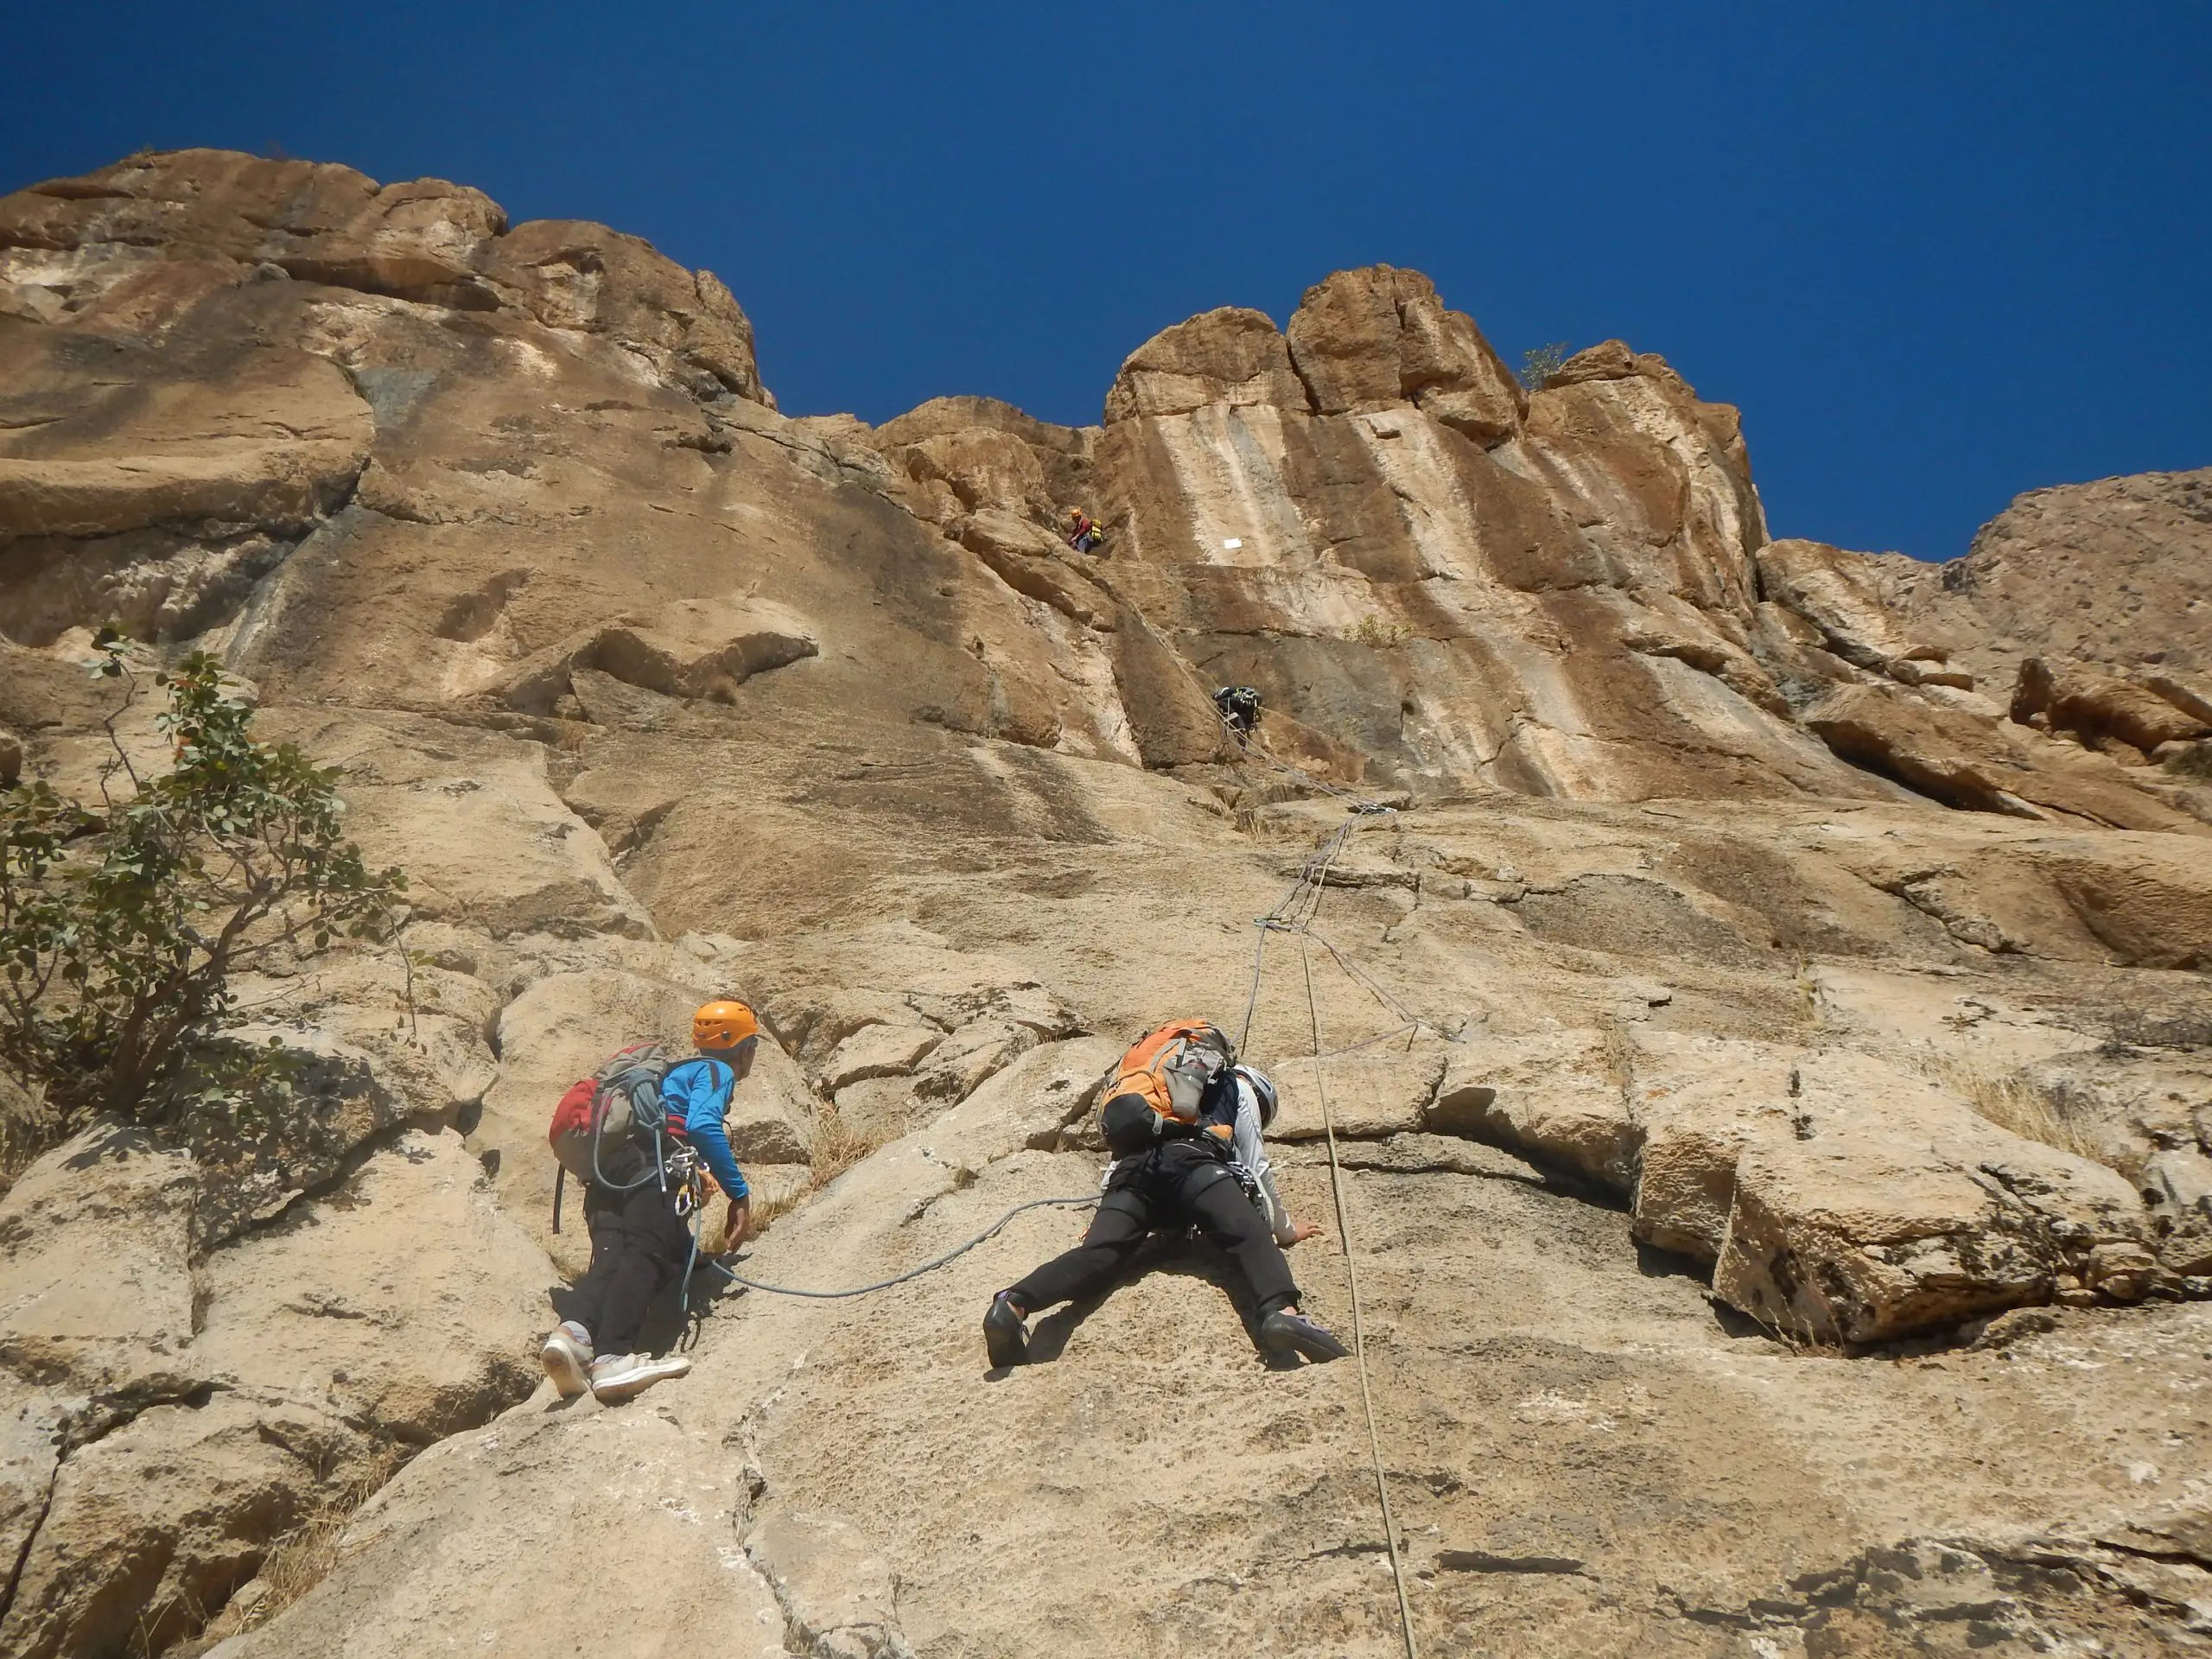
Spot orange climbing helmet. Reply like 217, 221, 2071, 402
693, 999, 760, 1052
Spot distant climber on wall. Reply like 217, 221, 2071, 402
1212, 683, 1262, 738
539, 1000, 760, 1402
1065, 505, 1105, 554
983, 1020, 1344, 1369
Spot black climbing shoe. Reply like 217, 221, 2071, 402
984, 1292, 1031, 1368
1262, 1309, 1350, 1363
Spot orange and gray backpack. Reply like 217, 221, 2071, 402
1096, 1019, 1237, 1158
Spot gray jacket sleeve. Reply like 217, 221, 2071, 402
1232, 1083, 1296, 1244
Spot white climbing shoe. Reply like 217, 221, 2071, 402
540, 1321, 594, 1397
589, 1351, 693, 1402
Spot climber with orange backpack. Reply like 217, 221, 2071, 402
983, 1019, 1344, 1369
538, 1000, 760, 1402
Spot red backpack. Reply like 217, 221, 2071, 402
548, 1043, 677, 1230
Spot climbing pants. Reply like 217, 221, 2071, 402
1007, 1142, 1299, 1321
570, 1180, 693, 1354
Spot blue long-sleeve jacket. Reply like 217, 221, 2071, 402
659, 1057, 750, 1200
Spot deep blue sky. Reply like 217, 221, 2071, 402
9, 3, 2208, 560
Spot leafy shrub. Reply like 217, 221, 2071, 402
1518, 341, 1573, 391
0, 635, 404, 1147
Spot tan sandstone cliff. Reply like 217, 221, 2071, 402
3, 149, 2210, 1657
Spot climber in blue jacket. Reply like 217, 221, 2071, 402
542, 1001, 757, 1402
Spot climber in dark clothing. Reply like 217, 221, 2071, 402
985, 1056, 1344, 1368
1212, 683, 1262, 737
1004, 1140, 1298, 1313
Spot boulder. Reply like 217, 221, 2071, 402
2143, 671, 2212, 728
0, 1122, 550, 1659
1622, 1031, 1794, 1258
1543, 338, 1694, 391
1701, 1047, 2151, 1342
213, 1405, 781, 1657
1268, 1042, 1448, 1141
2012, 656, 2211, 757
193, 1129, 550, 1446
1424, 1029, 1637, 1190
1803, 680, 2200, 831
0, 1394, 339, 1659
821, 1023, 945, 1093
262, 710, 654, 943
0, 1122, 199, 1398
1753, 538, 1942, 676
728, 1038, 817, 1166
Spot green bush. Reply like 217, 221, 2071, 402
1518, 341, 1573, 391
0, 635, 404, 1147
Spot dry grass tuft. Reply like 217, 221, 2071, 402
735, 1104, 895, 1242
803, 1105, 893, 1191
1348, 613, 1411, 650
252, 1464, 397, 1620
742, 1178, 811, 1238
1923, 1054, 2108, 1166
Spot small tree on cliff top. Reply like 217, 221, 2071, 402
0, 633, 405, 1146
1518, 341, 1573, 391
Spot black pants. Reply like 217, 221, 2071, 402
569, 1180, 693, 1354
1008, 1142, 1299, 1321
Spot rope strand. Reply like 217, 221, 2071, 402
693, 1195, 1101, 1300
1296, 870, 1421, 1659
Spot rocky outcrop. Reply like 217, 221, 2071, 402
1934, 466, 2212, 684
1103, 306, 1308, 423
1286, 265, 1524, 443
1754, 537, 1962, 683
0, 149, 766, 404
2012, 654, 2212, 758
1802, 681, 2202, 831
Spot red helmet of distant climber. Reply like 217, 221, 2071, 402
693, 1000, 760, 1052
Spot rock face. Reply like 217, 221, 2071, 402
0, 1127, 549, 1659
3, 148, 2212, 1656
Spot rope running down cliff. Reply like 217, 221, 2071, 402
1228, 745, 1423, 1659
